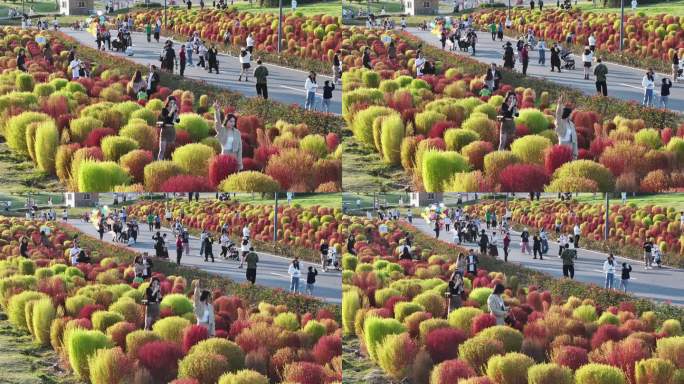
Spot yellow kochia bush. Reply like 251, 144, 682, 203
34, 120, 60, 174
352, 106, 397, 147
101, 136, 140, 162
510, 135, 552, 165
414, 110, 447, 136
172, 143, 216, 176
421, 150, 471, 192
380, 114, 405, 165
5, 111, 52, 155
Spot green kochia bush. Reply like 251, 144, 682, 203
8, 290, 48, 330
188, 338, 245, 373
445, 129, 479, 151
377, 332, 418, 380
303, 320, 326, 343
575, 363, 627, 384
91, 311, 125, 332
160, 294, 194, 316
363, 317, 406, 362
486, 352, 535, 384
484, 151, 520, 177
634, 128, 662, 149
70, 116, 104, 143
342, 290, 361, 336
172, 143, 215, 176
218, 171, 280, 192
32, 297, 56, 346
421, 150, 471, 192
527, 363, 574, 384
112, 101, 142, 125
634, 358, 676, 384
362, 71, 381, 88
448, 307, 484, 336
300, 134, 328, 159
15, 73, 35, 92
144, 160, 185, 191
101, 136, 139, 162
218, 369, 269, 384
394, 302, 425, 322
77, 160, 131, 192
573, 304, 598, 322
352, 106, 397, 147
552, 160, 616, 192
380, 114, 405, 165
459, 335, 505, 374
477, 326, 524, 353
468, 287, 493, 307
178, 351, 231, 384
176, 113, 210, 141
6, 111, 52, 155
65, 329, 111, 379
515, 109, 551, 133
655, 336, 684, 368
125, 329, 161, 359
130, 108, 157, 125
66, 295, 96, 316
34, 120, 59, 174
87, 346, 135, 384
414, 110, 447, 136
152, 316, 191, 343
274, 312, 300, 331
510, 135, 552, 165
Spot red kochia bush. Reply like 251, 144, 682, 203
325, 132, 339, 151
119, 149, 153, 183
426, 327, 468, 363
526, 291, 544, 312
283, 361, 332, 384
552, 345, 589, 370
498, 163, 549, 192
432, 359, 476, 384
160, 175, 216, 192
136, 340, 184, 383
545, 144, 574, 174
78, 303, 105, 319
169, 379, 200, 384
107, 321, 137, 348
592, 324, 626, 349
312, 335, 342, 365
429, 121, 456, 138
207, 154, 239, 187
83, 127, 116, 147
182, 324, 210, 353
470, 314, 497, 335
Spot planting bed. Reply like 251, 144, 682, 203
0, 215, 342, 383
0, 27, 342, 192
341, 26, 684, 192
341, 215, 684, 384
471, 8, 684, 73
464, 198, 684, 267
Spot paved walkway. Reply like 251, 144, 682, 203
61, 28, 342, 115
410, 27, 684, 113
410, 217, 684, 306
69, 219, 342, 304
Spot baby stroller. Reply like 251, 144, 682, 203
458, 37, 470, 52
561, 48, 575, 70
222, 240, 240, 260
112, 39, 125, 52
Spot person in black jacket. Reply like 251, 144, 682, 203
319, 240, 329, 271
347, 234, 356, 255
152, 231, 165, 258
146, 65, 160, 97
502, 42, 515, 70
620, 262, 632, 292
19, 236, 29, 257
485, 63, 502, 91
207, 45, 219, 74
16, 49, 27, 72
532, 233, 543, 260
362, 47, 372, 69
322, 81, 334, 113
144, 277, 162, 329
306, 266, 318, 295
478, 229, 489, 255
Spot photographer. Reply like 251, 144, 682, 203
498, 91, 519, 150
487, 283, 508, 325
446, 270, 464, 313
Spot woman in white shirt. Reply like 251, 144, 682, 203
246, 33, 255, 53
581, 46, 593, 80
238, 47, 251, 81
192, 280, 215, 336
558, 234, 568, 257
288, 258, 301, 293
414, 52, 426, 77
444, 216, 452, 232
602, 255, 616, 289
554, 94, 578, 159
487, 283, 508, 325
213, 101, 243, 170
70, 58, 82, 80
220, 233, 230, 259
642, 69, 655, 107
304, 71, 317, 110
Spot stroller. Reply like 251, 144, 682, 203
221, 240, 240, 260
561, 48, 575, 70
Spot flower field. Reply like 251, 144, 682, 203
126, 198, 346, 263
342, 216, 684, 384
125, 9, 341, 74
471, 9, 684, 72
0, 27, 341, 192
463, 198, 684, 267
0, 216, 342, 384
341, 26, 684, 192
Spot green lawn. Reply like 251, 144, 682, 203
230, 0, 341, 15
572, 193, 684, 211
343, 0, 405, 14
225, 192, 342, 208
0, 143, 63, 193
0, 0, 58, 17
341, 136, 410, 192
575, 0, 684, 17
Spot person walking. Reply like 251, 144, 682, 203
489, 231, 499, 258
550, 43, 561, 72
466, 249, 478, 275
332, 50, 342, 84
642, 69, 655, 107
219, 232, 230, 259
497, 21, 504, 41
198, 41, 207, 68
660, 77, 672, 108
246, 32, 255, 54
434, 218, 441, 239
532, 233, 543, 260
603, 254, 616, 289
239, 237, 250, 268
144, 277, 162, 330
620, 262, 632, 292
304, 71, 317, 111
207, 45, 219, 74
237, 47, 251, 81
555, 94, 578, 159
306, 266, 318, 295
487, 284, 508, 325
478, 229, 489, 256
322, 80, 334, 113
498, 91, 518, 150
643, 238, 654, 269
503, 41, 515, 70
581, 46, 593, 80
192, 280, 215, 336
594, 57, 608, 96
362, 47, 372, 69
288, 258, 301, 293
485, 63, 502, 91
540, 228, 549, 255
470, 30, 478, 55
447, 270, 464, 313
520, 228, 530, 254
573, 223, 581, 248
440, 30, 447, 50
182, 228, 190, 256
245, 247, 258, 284
319, 240, 329, 271
538, 38, 546, 65
175, 234, 183, 265
213, 101, 243, 170
179, 44, 186, 77
146, 64, 160, 97
253, 59, 269, 99
560, 244, 576, 279
185, 42, 193, 67
203, 232, 215, 262
145, 21, 152, 42
502, 231, 510, 262
673, 52, 680, 83
489, 21, 497, 41
157, 96, 180, 160
153, 22, 160, 43
521, 43, 530, 76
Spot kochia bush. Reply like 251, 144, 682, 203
415, 110, 448, 136
527, 363, 574, 384
119, 149, 153, 183
299, 134, 328, 159
8, 290, 48, 330
515, 109, 550, 133
655, 336, 684, 368
218, 369, 269, 384
380, 114, 405, 165
119, 123, 157, 152
552, 160, 615, 192
172, 143, 215, 176
499, 164, 549, 192
421, 150, 471, 192
152, 316, 191, 343
87, 346, 135, 384
445, 128, 480, 152
352, 106, 397, 147
634, 358, 677, 384
448, 307, 484, 336
430, 359, 476, 384
575, 363, 627, 384
363, 317, 406, 362
377, 332, 418, 380
77, 161, 131, 192
70, 116, 104, 143
510, 135, 552, 165
485, 352, 535, 384
176, 113, 210, 141
6, 111, 52, 155
34, 120, 59, 174
188, 338, 246, 373
458, 336, 505, 374
144, 161, 185, 191
136, 340, 184, 382
634, 128, 662, 149
177, 352, 231, 384
65, 328, 111, 379
218, 171, 280, 192
101, 136, 139, 162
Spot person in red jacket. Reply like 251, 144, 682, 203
521, 44, 530, 76
502, 231, 511, 262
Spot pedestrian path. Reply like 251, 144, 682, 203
410, 217, 684, 305
61, 28, 342, 115
409, 27, 684, 113
68, 219, 342, 304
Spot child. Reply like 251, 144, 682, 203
322, 80, 335, 112
479, 84, 492, 97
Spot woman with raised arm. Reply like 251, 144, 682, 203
554, 94, 578, 159
213, 101, 243, 170
192, 279, 215, 336
157, 96, 180, 160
